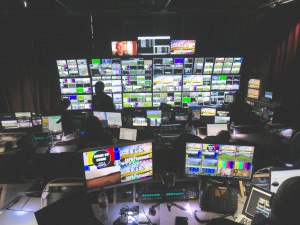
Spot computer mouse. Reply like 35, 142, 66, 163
271, 181, 280, 187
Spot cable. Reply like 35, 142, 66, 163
140, 204, 157, 225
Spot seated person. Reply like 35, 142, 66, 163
204, 130, 231, 143
77, 116, 117, 149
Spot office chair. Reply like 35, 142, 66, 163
288, 130, 300, 165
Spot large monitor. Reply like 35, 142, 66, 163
62, 95, 92, 110
153, 75, 182, 92
137, 36, 170, 55
123, 93, 152, 108
182, 75, 211, 92
185, 143, 255, 179
0, 112, 33, 130
182, 92, 210, 108
93, 111, 122, 128
201, 107, 217, 116
122, 75, 152, 92
153, 92, 182, 107
170, 40, 196, 55
60, 78, 91, 94
211, 75, 240, 91
82, 141, 153, 192
146, 110, 162, 127
111, 41, 138, 56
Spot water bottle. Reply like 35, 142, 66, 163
98, 190, 108, 221
230, 122, 235, 134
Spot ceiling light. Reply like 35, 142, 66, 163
278, 0, 294, 4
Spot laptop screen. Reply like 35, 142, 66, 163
207, 124, 228, 136
243, 185, 273, 220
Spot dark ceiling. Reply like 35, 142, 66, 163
1, 0, 300, 16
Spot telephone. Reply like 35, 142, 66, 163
200, 184, 238, 214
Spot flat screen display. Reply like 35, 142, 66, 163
182, 75, 211, 92
265, 91, 273, 100
137, 36, 170, 55
182, 92, 210, 108
185, 143, 254, 179
42, 115, 62, 132
93, 111, 122, 128
63, 95, 92, 110
248, 79, 261, 89
0, 112, 33, 130
146, 110, 162, 127
153, 92, 182, 107
170, 40, 196, 55
111, 41, 138, 56
247, 88, 260, 99
123, 93, 152, 108
201, 107, 217, 116
60, 78, 91, 94
132, 117, 148, 127
153, 75, 182, 92
82, 141, 153, 191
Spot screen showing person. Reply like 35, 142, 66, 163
146, 110, 162, 126
42, 116, 62, 132
201, 107, 217, 116
93, 111, 122, 128
170, 40, 196, 55
132, 117, 147, 127
111, 41, 137, 56
82, 141, 153, 191
185, 143, 254, 179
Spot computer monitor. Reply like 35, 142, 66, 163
42, 115, 62, 132
137, 36, 170, 55
247, 88, 260, 99
82, 141, 153, 192
265, 91, 273, 100
146, 110, 162, 127
190, 105, 201, 120
201, 107, 217, 116
153, 92, 182, 107
207, 124, 228, 136
214, 116, 230, 124
170, 40, 196, 55
185, 143, 255, 179
0, 112, 33, 131
60, 78, 91, 94
182, 75, 211, 92
153, 75, 182, 92
111, 41, 138, 56
174, 109, 188, 121
132, 117, 148, 127
93, 111, 122, 128
123, 93, 152, 108
211, 75, 240, 91
248, 79, 260, 89
32, 113, 42, 126
270, 167, 300, 193
122, 75, 152, 92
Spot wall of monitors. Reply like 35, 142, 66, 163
56, 57, 243, 110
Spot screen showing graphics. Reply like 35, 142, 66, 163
193, 58, 204, 74
132, 117, 147, 127
183, 75, 211, 92
153, 75, 182, 92
0, 112, 33, 130
138, 36, 170, 55
77, 59, 89, 76
122, 75, 152, 92
211, 75, 240, 91
247, 88, 260, 99
265, 91, 273, 100
190, 105, 201, 120
183, 58, 194, 74
146, 110, 162, 126
185, 143, 254, 179
121, 58, 152, 75
216, 111, 229, 117
222, 58, 233, 74
182, 92, 210, 107
153, 92, 182, 107
231, 58, 243, 74
92, 76, 122, 94
63, 95, 92, 110
111, 41, 138, 56
56, 60, 68, 77
93, 111, 122, 128
248, 79, 261, 89
90, 58, 121, 76
60, 78, 91, 94
170, 40, 196, 55
42, 116, 62, 132
82, 141, 153, 191
107, 93, 123, 110
213, 58, 224, 74
175, 109, 188, 121
32, 114, 42, 126
203, 58, 214, 74
215, 116, 230, 124
123, 93, 152, 108
201, 107, 217, 116
67, 60, 79, 76
210, 91, 235, 106
152, 58, 174, 75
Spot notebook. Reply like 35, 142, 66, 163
235, 185, 273, 225
119, 128, 137, 141
206, 124, 228, 136
35, 192, 103, 225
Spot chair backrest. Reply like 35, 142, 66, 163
289, 131, 300, 164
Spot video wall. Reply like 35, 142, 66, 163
56, 57, 243, 110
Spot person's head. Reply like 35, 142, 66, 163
269, 176, 300, 225
233, 91, 242, 103
94, 81, 105, 94
115, 41, 124, 56
84, 115, 104, 134
61, 98, 71, 110
216, 130, 231, 142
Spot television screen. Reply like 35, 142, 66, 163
170, 40, 196, 55
248, 79, 260, 89
122, 75, 152, 92
111, 41, 138, 56
203, 58, 214, 74
121, 58, 152, 75
210, 91, 235, 106
67, 60, 79, 76
190, 105, 201, 120
123, 93, 152, 108
231, 57, 243, 74
207, 124, 228, 136
32, 114, 42, 126
106, 93, 123, 110
132, 117, 148, 127
42, 115, 62, 132
174, 109, 189, 121
213, 58, 224, 74
183, 75, 211, 92
247, 88, 260, 99
222, 58, 233, 74
216, 110, 229, 117
153, 75, 182, 92
60, 78, 91, 94
201, 107, 217, 116
0, 112, 33, 130
137, 36, 170, 55
265, 91, 273, 100
77, 59, 89, 76
146, 110, 162, 127
153, 92, 182, 107
82, 141, 153, 191
62, 95, 92, 110
215, 116, 230, 124
56, 60, 69, 77
193, 58, 204, 74
90, 58, 121, 76
211, 75, 240, 91
92, 76, 122, 94
93, 111, 122, 128
185, 143, 254, 179
182, 92, 210, 108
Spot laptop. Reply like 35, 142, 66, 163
206, 124, 228, 136
235, 185, 273, 225
35, 192, 103, 225
270, 167, 300, 193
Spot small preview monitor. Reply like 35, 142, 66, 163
32, 114, 42, 126
0, 112, 33, 130
248, 79, 260, 89
119, 128, 138, 141
42, 115, 62, 132
146, 110, 162, 127
111, 41, 138, 56
201, 107, 217, 116
132, 117, 147, 127
247, 88, 260, 99
207, 124, 228, 136
93, 111, 122, 128
170, 40, 196, 55
175, 110, 189, 121
190, 105, 201, 120
82, 141, 153, 191
265, 91, 273, 100
214, 116, 230, 124
185, 143, 255, 179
